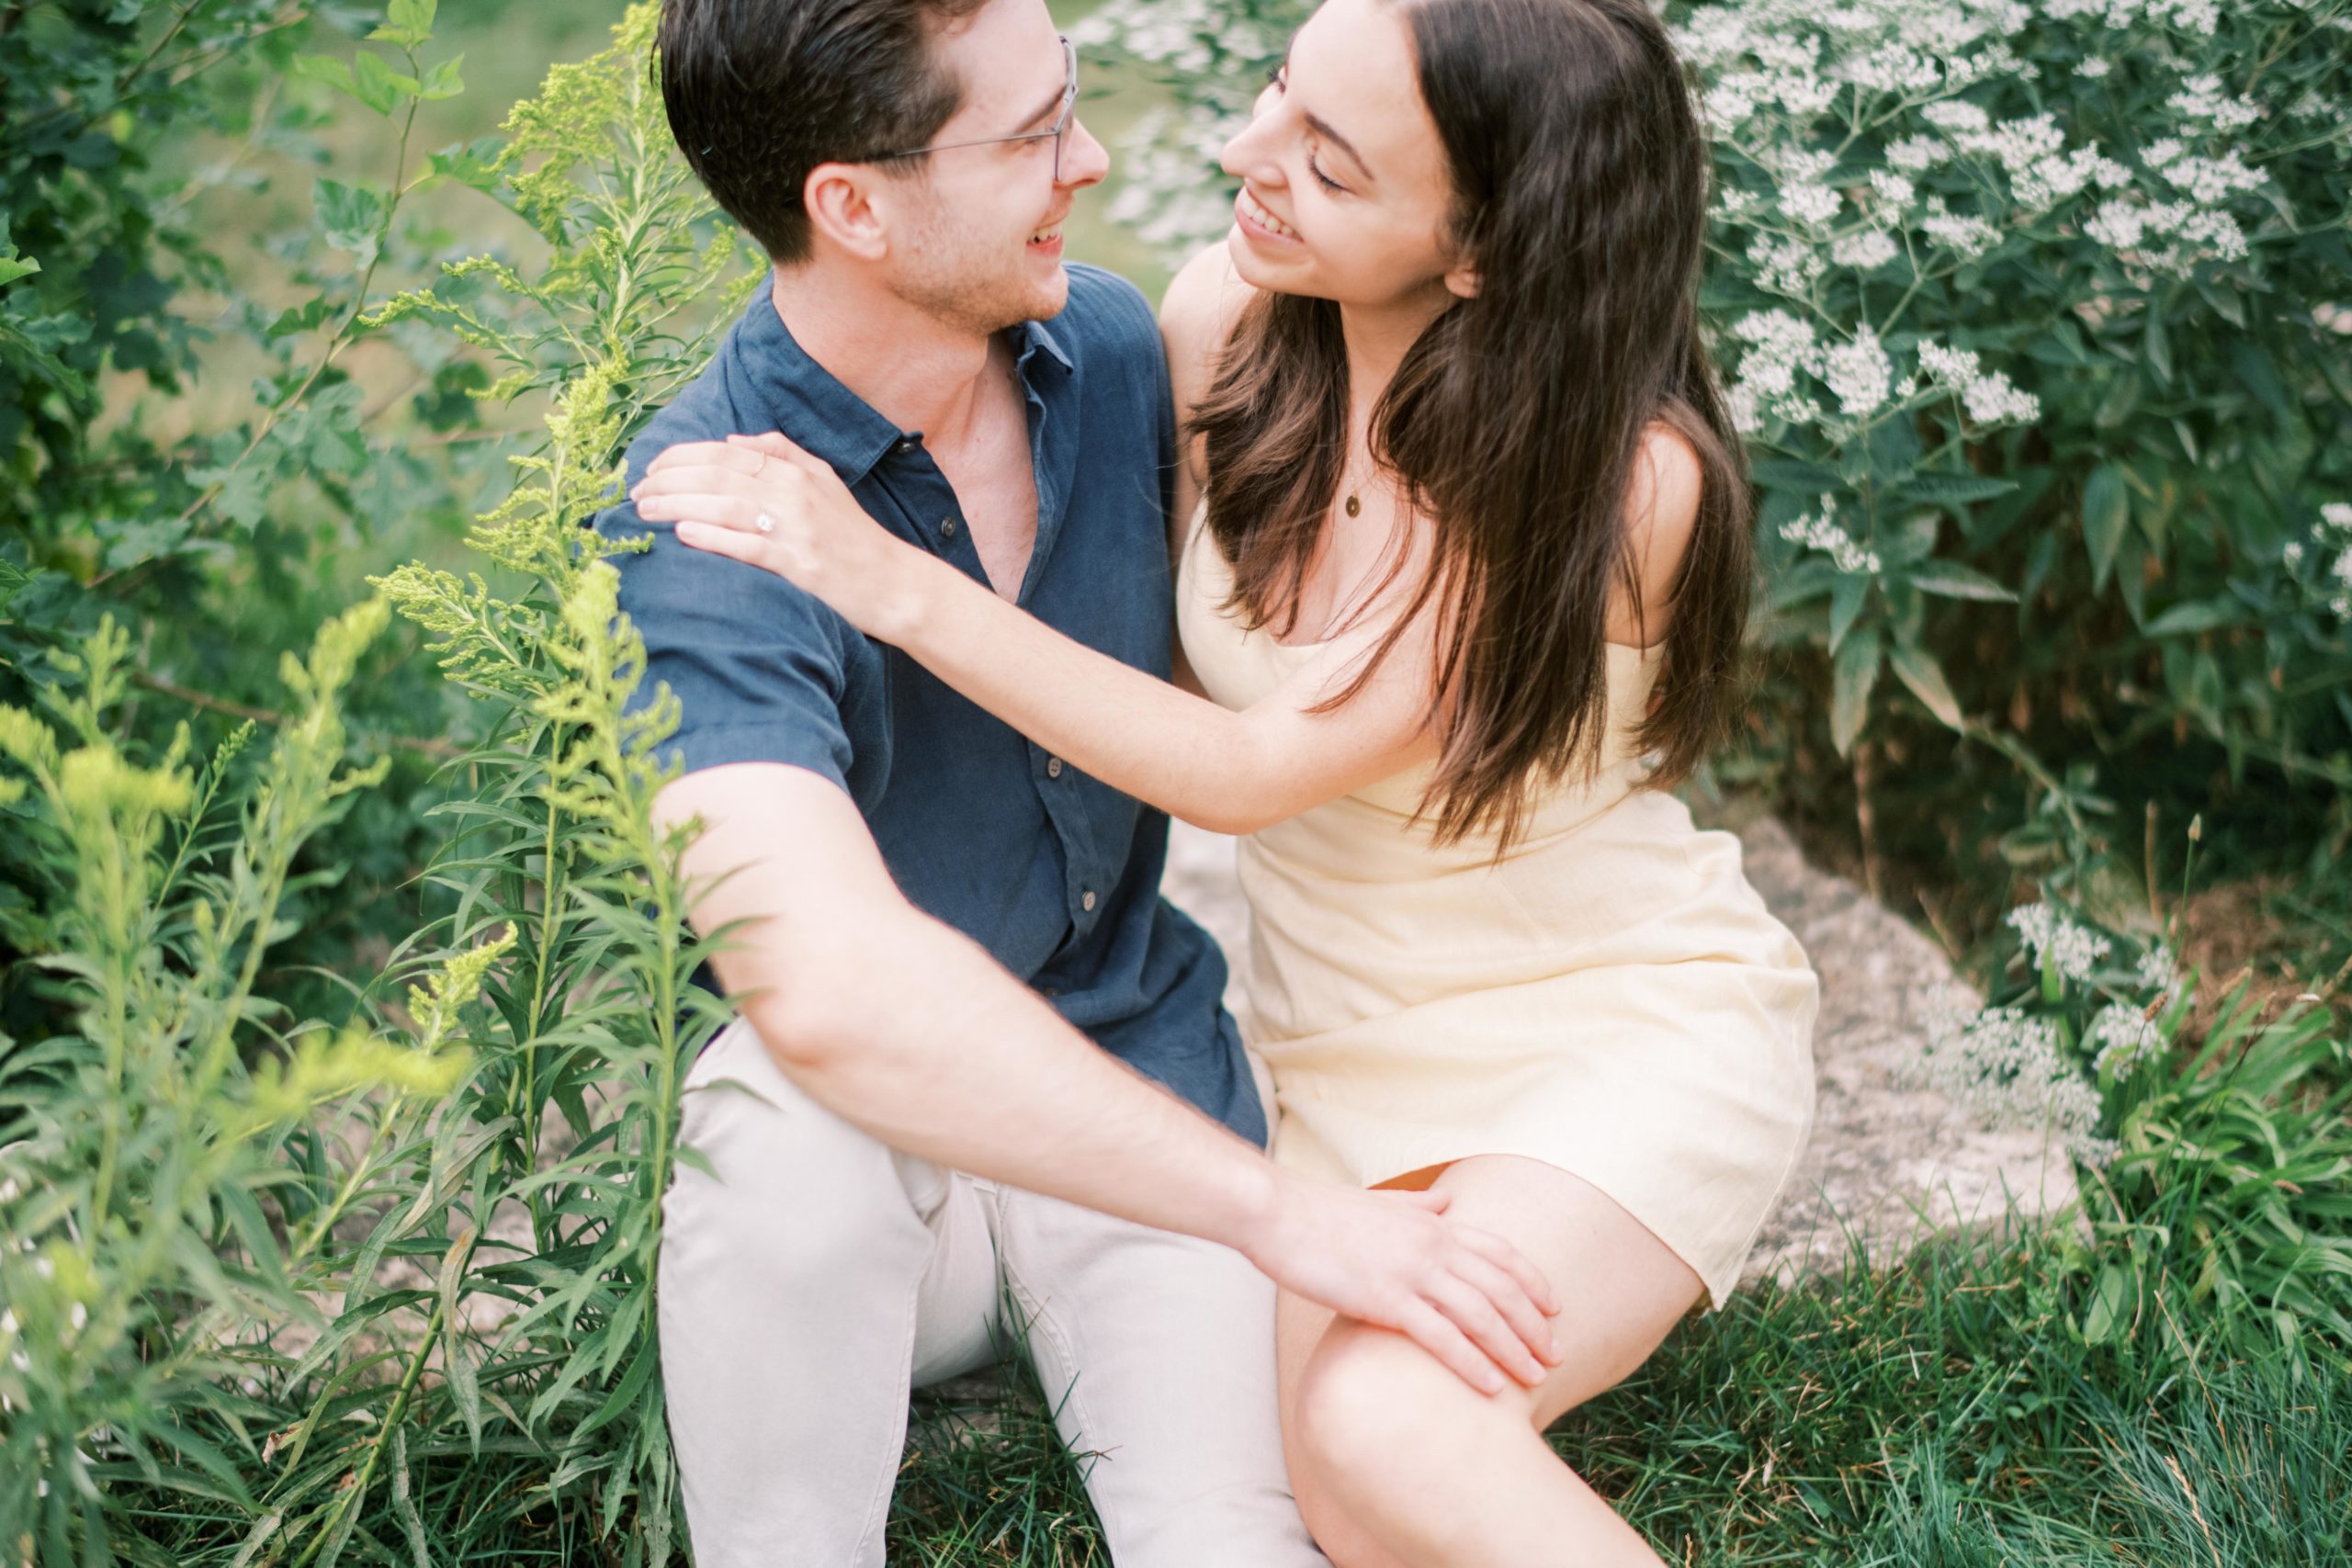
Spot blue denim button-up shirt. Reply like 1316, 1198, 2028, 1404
595, 265, 1264, 1146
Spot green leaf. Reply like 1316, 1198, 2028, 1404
2142, 307, 2172, 387
1829, 570, 1869, 653
2082, 462, 2129, 592
0, 252, 38, 288
370, 0, 437, 47
1831, 625, 1883, 754
315, 178, 389, 256
266, 295, 334, 340
352, 50, 420, 114
439, 1227, 483, 1453
1888, 474, 2018, 512
1749, 457, 1840, 492
2144, 598, 2241, 637
1907, 560, 2017, 602
419, 53, 465, 101
2082, 1264, 2132, 1345
291, 52, 358, 101
2230, 340, 2293, 424
2117, 533, 2149, 628
1866, 412, 1921, 478
2195, 276, 2247, 328
2094, 369, 2141, 429
1768, 557, 1837, 611
1883, 509, 1939, 567
1889, 638, 1963, 730
576, 1337, 660, 1442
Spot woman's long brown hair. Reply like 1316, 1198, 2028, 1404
1191, 0, 1751, 851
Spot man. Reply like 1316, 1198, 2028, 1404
603, 0, 1560, 1561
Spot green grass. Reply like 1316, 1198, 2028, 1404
884, 1219, 2352, 1565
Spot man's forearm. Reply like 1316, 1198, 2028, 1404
739, 907, 1282, 1256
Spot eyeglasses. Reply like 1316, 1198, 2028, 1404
873, 35, 1080, 183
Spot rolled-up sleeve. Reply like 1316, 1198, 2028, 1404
596, 499, 858, 793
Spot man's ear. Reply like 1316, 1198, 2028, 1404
803, 162, 892, 261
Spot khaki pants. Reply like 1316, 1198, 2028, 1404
656, 1017, 1329, 1567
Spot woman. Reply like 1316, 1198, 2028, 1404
634, 0, 1818, 1559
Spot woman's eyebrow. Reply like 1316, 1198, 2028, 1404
1302, 109, 1373, 183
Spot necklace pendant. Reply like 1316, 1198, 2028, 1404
1344, 492, 1361, 518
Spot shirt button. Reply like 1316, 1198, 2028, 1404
1080, 889, 1097, 912
1046, 756, 1064, 779
941, 517, 957, 538
895, 436, 920, 455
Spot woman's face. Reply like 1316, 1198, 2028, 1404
1220, 0, 1474, 310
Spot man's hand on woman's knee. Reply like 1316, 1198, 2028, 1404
1238, 1177, 1564, 1395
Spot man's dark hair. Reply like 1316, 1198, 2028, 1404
658, 0, 990, 265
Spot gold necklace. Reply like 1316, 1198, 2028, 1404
1341, 449, 1371, 519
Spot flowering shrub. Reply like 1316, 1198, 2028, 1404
1917, 896, 2183, 1166
1080, 0, 2352, 937
1909, 831, 2352, 1354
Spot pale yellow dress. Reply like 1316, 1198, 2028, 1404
1178, 511, 1819, 1309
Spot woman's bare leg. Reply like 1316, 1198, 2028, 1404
1275, 1154, 1703, 1567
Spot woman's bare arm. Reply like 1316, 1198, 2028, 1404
1162, 241, 1257, 699
877, 545, 1441, 835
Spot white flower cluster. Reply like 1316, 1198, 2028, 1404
2074, 107, 2270, 276
1781, 498, 1881, 574
1917, 341, 2041, 424
1728, 308, 1990, 434
1069, 0, 1273, 75
2136, 942, 2179, 1004
1918, 197, 2002, 258
1748, 231, 1829, 296
1103, 104, 1247, 253
1939, 109, 2133, 213
2301, 501, 2352, 619
1725, 307, 1825, 430
2007, 901, 2112, 981
1922, 1003, 2116, 1165
1831, 229, 1899, 269
2088, 1000, 2165, 1075
1822, 326, 1894, 415
1668, 0, 2290, 401
2168, 73, 2264, 131
2043, 0, 2220, 35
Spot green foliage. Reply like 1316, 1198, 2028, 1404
4, 6, 749, 1561
0, 0, 504, 1039
1912, 824, 2352, 1363
0, 602, 469, 1559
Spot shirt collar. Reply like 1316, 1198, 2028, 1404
731, 274, 1074, 485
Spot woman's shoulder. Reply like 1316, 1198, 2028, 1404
1609, 421, 1704, 649
1159, 241, 1257, 407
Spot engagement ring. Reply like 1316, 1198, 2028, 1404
755, 513, 775, 535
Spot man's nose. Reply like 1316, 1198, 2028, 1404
1060, 116, 1111, 189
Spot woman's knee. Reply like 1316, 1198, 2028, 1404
1291, 1323, 1484, 1498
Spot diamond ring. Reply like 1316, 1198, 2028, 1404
755, 513, 775, 535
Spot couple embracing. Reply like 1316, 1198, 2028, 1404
605, 0, 1819, 1561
